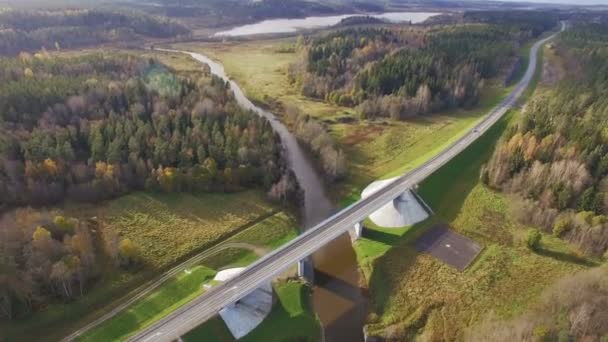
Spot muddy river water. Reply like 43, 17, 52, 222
169, 50, 367, 341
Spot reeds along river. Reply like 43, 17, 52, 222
176, 49, 367, 341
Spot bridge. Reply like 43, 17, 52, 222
128, 23, 564, 342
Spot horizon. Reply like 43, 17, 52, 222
493, 0, 608, 5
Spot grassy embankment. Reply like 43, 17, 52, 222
3, 190, 298, 342
356, 44, 600, 339
78, 207, 300, 342
183, 280, 320, 342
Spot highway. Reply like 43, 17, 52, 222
128, 22, 565, 342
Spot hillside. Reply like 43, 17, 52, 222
0, 9, 190, 56
482, 21, 608, 258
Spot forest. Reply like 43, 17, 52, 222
151, 0, 381, 21
0, 52, 299, 210
482, 22, 608, 257
0, 9, 190, 56
0, 51, 301, 320
0, 209, 136, 319
290, 11, 559, 120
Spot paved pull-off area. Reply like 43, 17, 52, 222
127, 23, 566, 342
415, 225, 483, 271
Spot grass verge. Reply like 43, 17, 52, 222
77, 211, 299, 341
78, 266, 216, 342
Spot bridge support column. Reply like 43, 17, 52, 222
297, 256, 314, 284
353, 221, 364, 240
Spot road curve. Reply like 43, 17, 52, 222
128, 23, 565, 342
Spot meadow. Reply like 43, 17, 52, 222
93, 191, 278, 269
4, 190, 296, 342
77, 209, 300, 341
79, 265, 216, 342
357, 108, 596, 339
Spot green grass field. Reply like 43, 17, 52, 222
75, 209, 299, 341
79, 266, 216, 342
355, 109, 595, 339
97, 191, 277, 269
183, 280, 321, 342
77, 210, 300, 342
3, 191, 296, 342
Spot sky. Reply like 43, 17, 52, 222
495, 0, 608, 4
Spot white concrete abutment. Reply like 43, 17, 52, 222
353, 178, 434, 240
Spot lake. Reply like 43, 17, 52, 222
213, 12, 441, 37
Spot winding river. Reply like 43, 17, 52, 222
162, 49, 366, 341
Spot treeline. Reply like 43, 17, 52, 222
469, 266, 608, 342
482, 23, 608, 257
153, 0, 381, 21
0, 53, 298, 209
0, 9, 190, 56
463, 10, 559, 38
0, 209, 139, 319
290, 17, 556, 120
284, 105, 346, 182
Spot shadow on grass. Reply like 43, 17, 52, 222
536, 248, 599, 267
182, 316, 233, 342
362, 228, 404, 246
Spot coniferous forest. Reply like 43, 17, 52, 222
290, 12, 559, 120
0, 9, 190, 56
0, 51, 302, 319
0, 53, 298, 209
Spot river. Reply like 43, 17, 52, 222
166, 49, 367, 341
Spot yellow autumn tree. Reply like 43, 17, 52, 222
42, 159, 58, 178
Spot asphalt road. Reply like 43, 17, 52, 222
128, 22, 566, 342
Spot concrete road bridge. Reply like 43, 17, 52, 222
128, 23, 565, 342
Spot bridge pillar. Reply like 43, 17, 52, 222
297, 256, 314, 284
353, 221, 364, 240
